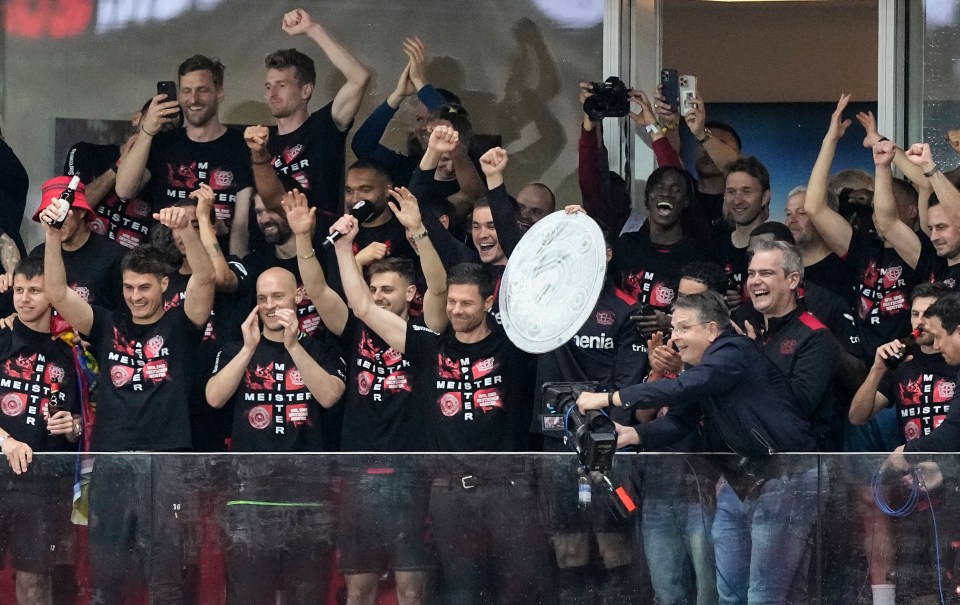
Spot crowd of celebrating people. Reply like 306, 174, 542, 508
3, 6, 960, 605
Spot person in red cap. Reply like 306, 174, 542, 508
29, 176, 123, 311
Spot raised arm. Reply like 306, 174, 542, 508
278, 307, 345, 408
388, 186, 448, 332
331, 214, 409, 352
856, 110, 929, 187
64, 136, 130, 210
39, 208, 93, 335
479, 147, 523, 258
154, 204, 214, 328
873, 141, 923, 268
283, 188, 348, 335
229, 187, 252, 258
244, 125, 286, 214
905, 143, 960, 227
351, 61, 413, 173
848, 340, 897, 424
114, 94, 180, 199
684, 92, 738, 173
420, 123, 459, 174
281, 8, 371, 131
206, 309, 259, 409
194, 183, 239, 293
805, 95, 854, 256
628, 89, 683, 169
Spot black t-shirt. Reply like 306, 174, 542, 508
162, 264, 246, 452
611, 230, 704, 309
267, 103, 348, 222
64, 142, 153, 249
163, 257, 247, 348
86, 306, 203, 451
324, 216, 419, 302
353, 216, 416, 262
804, 252, 854, 304
405, 319, 537, 452
338, 313, 424, 452
845, 230, 936, 354
915, 243, 960, 289
879, 350, 956, 443
0, 321, 79, 452
145, 127, 253, 225
31, 234, 123, 310
717, 235, 750, 298
211, 335, 345, 452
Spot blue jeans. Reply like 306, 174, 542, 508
643, 494, 719, 605
712, 465, 822, 605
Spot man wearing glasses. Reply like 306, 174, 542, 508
578, 290, 819, 605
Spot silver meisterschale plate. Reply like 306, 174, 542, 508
500, 210, 606, 353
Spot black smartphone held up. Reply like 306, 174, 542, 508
660, 69, 679, 113
156, 80, 177, 104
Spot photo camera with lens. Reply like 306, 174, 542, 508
541, 382, 619, 472
583, 77, 631, 120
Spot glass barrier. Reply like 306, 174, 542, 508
0, 452, 955, 604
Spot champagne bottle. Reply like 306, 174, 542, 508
883, 327, 922, 370
49, 175, 81, 229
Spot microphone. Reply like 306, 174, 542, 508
323, 199, 378, 248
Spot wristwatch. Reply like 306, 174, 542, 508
0, 435, 9, 449
697, 128, 713, 144
644, 123, 660, 135
924, 164, 940, 178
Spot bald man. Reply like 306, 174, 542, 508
516, 182, 555, 229
207, 266, 346, 604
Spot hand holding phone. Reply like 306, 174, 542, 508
660, 69, 679, 113
157, 81, 177, 104
679, 75, 698, 117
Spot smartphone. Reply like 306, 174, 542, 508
157, 80, 177, 104
660, 69, 679, 113
679, 75, 698, 116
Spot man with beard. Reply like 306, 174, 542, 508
332, 211, 549, 604
244, 7, 370, 223
286, 187, 442, 605
240, 192, 325, 337
849, 283, 953, 605
611, 166, 705, 338
115, 55, 254, 256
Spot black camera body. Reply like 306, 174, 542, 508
542, 382, 618, 472
583, 77, 631, 120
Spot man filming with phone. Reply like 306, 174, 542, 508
115, 56, 254, 257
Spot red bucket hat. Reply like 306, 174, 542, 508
32, 176, 92, 222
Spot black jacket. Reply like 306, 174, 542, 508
624, 330, 816, 457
